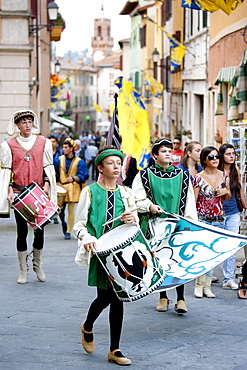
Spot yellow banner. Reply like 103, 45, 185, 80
118, 80, 150, 169
144, 74, 164, 98
195, 0, 243, 15
93, 103, 102, 112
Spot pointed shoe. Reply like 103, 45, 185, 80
174, 300, 187, 314
81, 322, 94, 354
108, 349, 131, 366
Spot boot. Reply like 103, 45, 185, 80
194, 274, 206, 298
156, 298, 170, 312
32, 248, 46, 282
203, 276, 215, 298
62, 222, 67, 236
17, 251, 28, 284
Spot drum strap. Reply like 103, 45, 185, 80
13, 183, 26, 191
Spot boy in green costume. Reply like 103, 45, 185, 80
132, 138, 197, 314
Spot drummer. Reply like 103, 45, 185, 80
0, 109, 57, 284
132, 138, 197, 314
73, 145, 138, 366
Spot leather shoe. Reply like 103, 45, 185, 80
174, 300, 187, 314
156, 298, 170, 312
81, 322, 95, 354
108, 349, 131, 366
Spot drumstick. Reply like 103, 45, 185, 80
87, 249, 92, 265
102, 206, 141, 226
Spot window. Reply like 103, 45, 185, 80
202, 12, 207, 28
166, 0, 172, 21
140, 25, 146, 48
98, 26, 101, 37
84, 96, 89, 106
134, 71, 140, 92
90, 76, 94, 85
75, 96, 78, 107
80, 96, 82, 107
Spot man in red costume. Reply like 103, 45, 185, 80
0, 110, 57, 284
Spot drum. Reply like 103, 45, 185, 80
12, 182, 60, 230
96, 223, 165, 302
56, 184, 67, 208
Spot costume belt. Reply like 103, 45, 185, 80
198, 214, 224, 222
13, 183, 26, 191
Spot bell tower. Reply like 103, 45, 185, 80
91, 1, 114, 61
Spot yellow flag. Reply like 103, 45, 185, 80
93, 103, 102, 112
195, 0, 244, 15
109, 103, 115, 118
144, 74, 164, 98
118, 80, 151, 169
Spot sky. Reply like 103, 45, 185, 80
55, 0, 131, 57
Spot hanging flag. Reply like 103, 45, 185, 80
144, 74, 164, 98
93, 103, 102, 112
117, 79, 150, 170
107, 93, 121, 149
109, 103, 115, 118
182, 0, 244, 15
143, 15, 186, 72
181, 0, 201, 10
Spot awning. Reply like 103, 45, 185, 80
96, 121, 111, 132
215, 66, 238, 85
50, 112, 75, 128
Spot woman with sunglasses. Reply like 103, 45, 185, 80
192, 146, 231, 298
218, 143, 247, 293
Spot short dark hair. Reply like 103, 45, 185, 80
152, 138, 172, 156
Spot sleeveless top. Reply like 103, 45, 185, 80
8, 135, 45, 187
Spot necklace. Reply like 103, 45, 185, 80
99, 181, 117, 191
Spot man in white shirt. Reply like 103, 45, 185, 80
0, 110, 56, 284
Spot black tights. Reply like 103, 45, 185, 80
84, 285, 123, 352
160, 284, 185, 301
14, 210, 44, 252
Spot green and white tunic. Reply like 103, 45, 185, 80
73, 182, 138, 289
132, 164, 197, 236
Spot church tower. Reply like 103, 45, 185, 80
91, 1, 114, 61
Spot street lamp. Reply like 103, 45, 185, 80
55, 60, 61, 74
152, 48, 160, 79
29, 0, 59, 35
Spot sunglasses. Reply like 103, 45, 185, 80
207, 154, 220, 161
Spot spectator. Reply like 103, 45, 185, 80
171, 137, 184, 166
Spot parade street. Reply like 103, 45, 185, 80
1, 213, 247, 370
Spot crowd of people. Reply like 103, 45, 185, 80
1, 109, 247, 366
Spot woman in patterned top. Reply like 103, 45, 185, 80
193, 146, 231, 298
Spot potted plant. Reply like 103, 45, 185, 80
182, 130, 192, 139
51, 12, 66, 42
